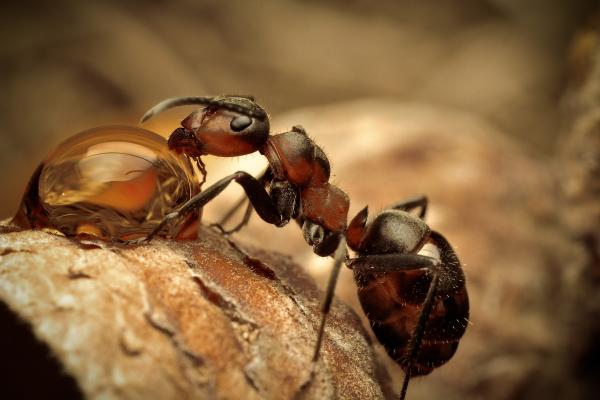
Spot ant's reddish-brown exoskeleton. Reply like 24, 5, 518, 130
126, 95, 469, 400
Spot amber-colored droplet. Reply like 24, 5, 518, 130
13, 126, 201, 240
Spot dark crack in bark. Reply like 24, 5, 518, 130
191, 274, 259, 331
0, 248, 22, 256
223, 236, 278, 281
67, 266, 93, 279
244, 255, 277, 281
118, 328, 143, 357
140, 284, 206, 368
138, 283, 212, 397
191, 273, 262, 395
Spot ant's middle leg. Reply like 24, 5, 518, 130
213, 168, 273, 235
217, 196, 248, 228
311, 236, 347, 364
389, 195, 428, 219
348, 252, 440, 400
212, 199, 254, 236
294, 236, 347, 399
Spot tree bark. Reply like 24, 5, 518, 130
0, 224, 391, 399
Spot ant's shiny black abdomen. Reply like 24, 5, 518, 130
347, 202, 469, 397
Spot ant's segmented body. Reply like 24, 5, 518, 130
120, 95, 469, 399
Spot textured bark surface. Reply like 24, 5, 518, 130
0, 225, 391, 399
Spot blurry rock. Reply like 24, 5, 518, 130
557, 20, 600, 399
0, 225, 390, 399
561, 22, 600, 259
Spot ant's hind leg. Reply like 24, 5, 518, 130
400, 264, 439, 400
389, 195, 428, 219
348, 253, 440, 400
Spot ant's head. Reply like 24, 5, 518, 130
141, 95, 270, 157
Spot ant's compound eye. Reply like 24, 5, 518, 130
230, 115, 252, 132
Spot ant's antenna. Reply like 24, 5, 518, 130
140, 95, 267, 123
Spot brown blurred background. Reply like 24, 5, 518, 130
0, 0, 595, 213
2, 0, 600, 399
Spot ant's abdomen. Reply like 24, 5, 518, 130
355, 270, 469, 375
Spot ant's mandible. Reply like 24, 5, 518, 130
130, 95, 469, 400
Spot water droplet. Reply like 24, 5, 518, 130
14, 126, 200, 240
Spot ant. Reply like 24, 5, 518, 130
128, 95, 469, 400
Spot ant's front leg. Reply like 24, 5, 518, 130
348, 252, 440, 400
119, 171, 295, 244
